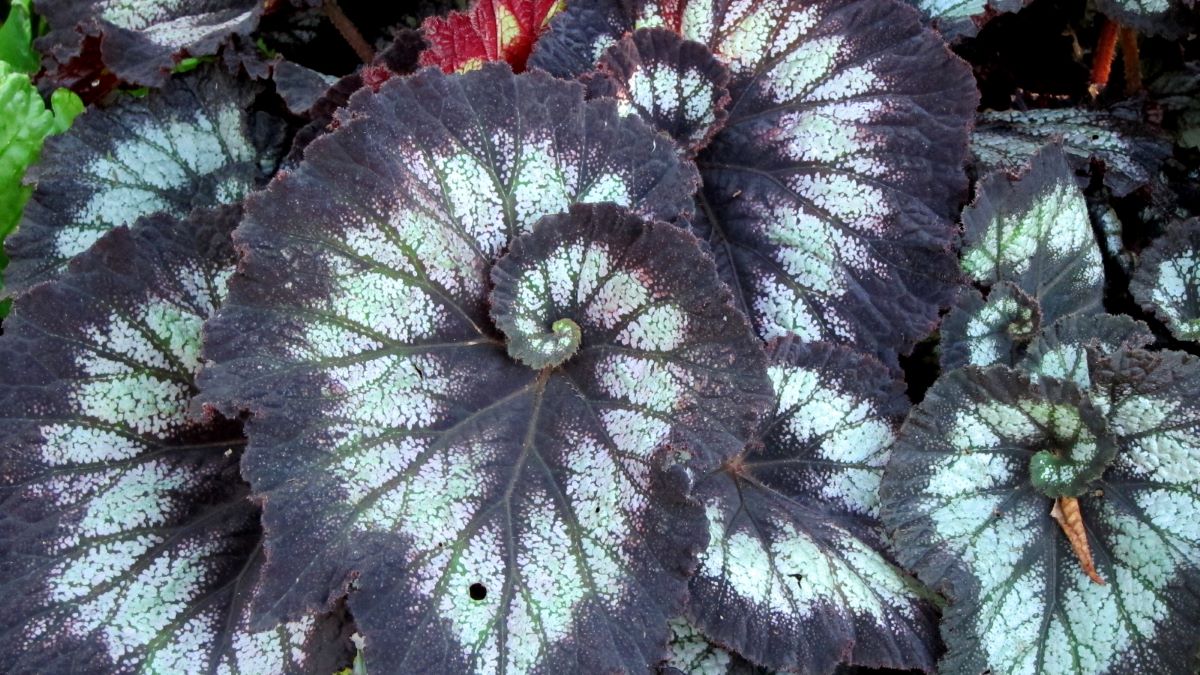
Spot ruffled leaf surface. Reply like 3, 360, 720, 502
34, 0, 262, 86
582, 28, 730, 155
420, 0, 565, 73
1131, 218, 1200, 342
902, 0, 1026, 40
1021, 313, 1154, 389
690, 341, 937, 673
200, 66, 771, 674
537, 0, 977, 364
940, 282, 1041, 371
4, 66, 283, 295
961, 144, 1103, 326
0, 207, 346, 674
1093, 0, 1197, 38
972, 108, 1173, 198
882, 355, 1200, 674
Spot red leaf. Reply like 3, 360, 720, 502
419, 0, 564, 73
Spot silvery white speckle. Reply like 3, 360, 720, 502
882, 354, 1200, 674
961, 145, 1104, 325
1131, 219, 1200, 342
940, 283, 1041, 372
200, 68, 756, 673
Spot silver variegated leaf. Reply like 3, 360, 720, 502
200, 66, 772, 674
882, 355, 1200, 674
972, 108, 1172, 197
4, 66, 283, 295
1092, 0, 1197, 38
582, 28, 731, 155
940, 282, 1041, 371
689, 341, 937, 674
0, 207, 346, 674
961, 144, 1104, 326
903, 0, 1026, 40
1131, 218, 1200, 343
532, 0, 978, 366
1021, 313, 1154, 389
34, 0, 262, 86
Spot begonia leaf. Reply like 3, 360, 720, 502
1131, 218, 1200, 343
1021, 313, 1154, 389
881, 352, 1200, 674
1093, 0, 1197, 38
0, 206, 347, 673
4, 66, 283, 295
582, 28, 730, 155
940, 282, 1041, 372
961, 145, 1104, 326
200, 66, 771, 674
972, 108, 1173, 198
903, 0, 1026, 40
689, 341, 938, 673
34, 0, 263, 86
419, 0, 565, 73
536, 0, 977, 364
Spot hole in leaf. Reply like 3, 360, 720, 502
469, 583, 487, 601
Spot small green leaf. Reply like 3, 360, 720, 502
0, 0, 39, 73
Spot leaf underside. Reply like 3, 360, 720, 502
420, 0, 565, 73
4, 65, 283, 295
0, 207, 346, 674
199, 65, 774, 674
34, 0, 262, 86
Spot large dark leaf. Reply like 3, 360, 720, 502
0, 207, 346, 674
881, 354, 1200, 674
4, 66, 283, 295
34, 0, 262, 86
536, 0, 977, 365
689, 341, 937, 673
902, 0, 1026, 40
200, 66, 771, 674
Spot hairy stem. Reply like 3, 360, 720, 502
1089, 19, 1119, 98
1119, 27, 1142, 95
323, 0, 375, 64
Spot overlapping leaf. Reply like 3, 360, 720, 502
0, 207, 347, 674
961, 145, 1104, 328
420, 0, 564, 73
1131, 218, 1200, 342
902, 0, 1026, 40
1021, 313, 1154, 388
535, 0, 978, 365
34, 0, 262, 86
689, 341, 937, 674
4, 66, 283, 295
940, 282, 1041, 371
200, 66, 772, 674
582, 28, 730, 155
972, 108, 1173, 197
1093, 0, 1197, 38
881, 352, 1200, 674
